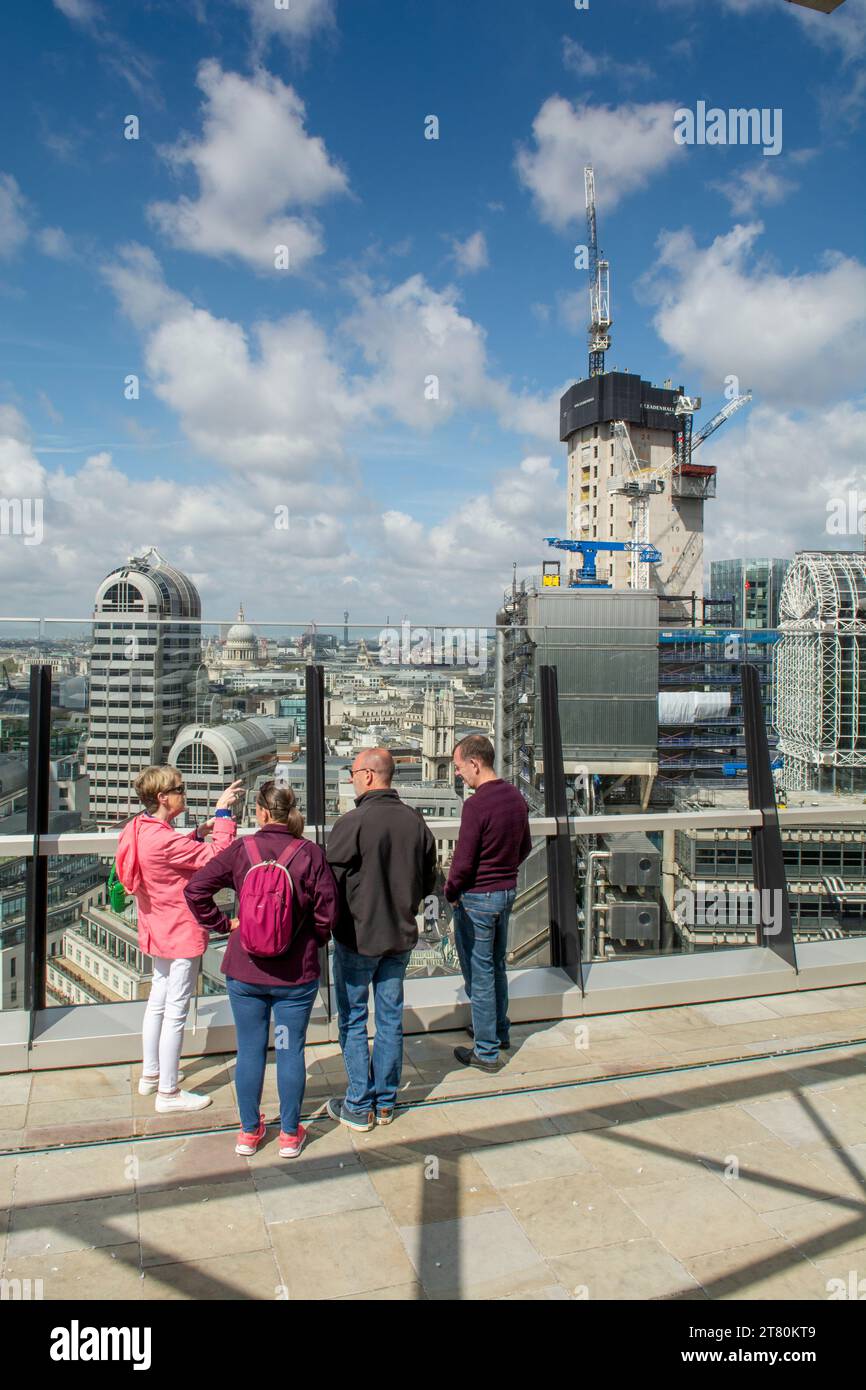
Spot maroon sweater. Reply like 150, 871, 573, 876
444, 778, 532, 902
184, 826, 338, 987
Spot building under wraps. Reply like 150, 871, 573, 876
775, 551, 866, 792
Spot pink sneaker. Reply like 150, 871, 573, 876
235, 1113, 267, 1155
278, 1123, 307, 1158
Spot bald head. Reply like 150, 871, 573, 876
350, 746, 394, 791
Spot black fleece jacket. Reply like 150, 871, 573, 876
326, 788, 438, 957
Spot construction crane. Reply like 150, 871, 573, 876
543, 537, 661, 588
610, 392, 753, 589
584, 167, 611, 378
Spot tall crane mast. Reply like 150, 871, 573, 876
584, 166, 611, 378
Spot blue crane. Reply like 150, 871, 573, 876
543, 537, 662, 588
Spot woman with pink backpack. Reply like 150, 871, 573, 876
184, 781, 338, 1158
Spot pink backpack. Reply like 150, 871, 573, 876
238, 837, 306, 957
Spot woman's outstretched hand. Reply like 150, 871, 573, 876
216, 779, 245, 811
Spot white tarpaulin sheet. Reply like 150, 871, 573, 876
658, 691, 731, 724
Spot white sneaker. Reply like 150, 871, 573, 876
138, 1070, 184, 1096
154, 1089, 211, 1113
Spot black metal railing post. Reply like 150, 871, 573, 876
741, 660, 798, 971
24, 665, 52, 1039
539, 665, 583, 988
305, 663, 331, 1016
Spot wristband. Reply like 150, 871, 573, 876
214, 808, 233, 818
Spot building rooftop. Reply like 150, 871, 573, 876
1, 986, 863, 1300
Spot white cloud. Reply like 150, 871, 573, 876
710, 163, 797, 216
148, 61, 349, 273
0, 175, 29, 259
642, 222, 866, 404
36, 226, 75, 260
0, 175, 80, 263
515, 97, 684, 230
557, 290, 586, 334
450, 230, 489, 275
0, 402, 562, 621
374, 456, 565, 609
793, 0, 866, 65
705, 398, 866, 563
52, 0, 101, 23
236, 0, 336, 51
104, 243, 362, 475
0, 405, 355, 616
343, 272, 558, 440
343, 274, 499, 428
562, 37, 654, 84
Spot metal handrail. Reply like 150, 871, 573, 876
2, 804, 865, 858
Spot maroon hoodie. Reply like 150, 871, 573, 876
184, 825, 338, 987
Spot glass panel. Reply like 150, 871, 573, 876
22, 595, 863, 1007
0, 620, 42, 1011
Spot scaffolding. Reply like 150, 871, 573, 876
775, 552, 866, 792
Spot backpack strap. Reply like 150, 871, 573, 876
274, 838, 306, 871
244, 837, 264, 868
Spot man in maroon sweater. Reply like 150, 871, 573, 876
444, 734, 531, 1070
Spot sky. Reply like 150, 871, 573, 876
0, 0, 864, 628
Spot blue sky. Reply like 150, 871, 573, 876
0, 0, 864, 624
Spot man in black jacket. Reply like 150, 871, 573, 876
326, 748, 437, 1130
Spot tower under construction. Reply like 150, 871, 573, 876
559, 167, 750, 611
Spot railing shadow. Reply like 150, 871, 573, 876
2, 1038, 865, 1300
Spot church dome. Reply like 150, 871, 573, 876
224, 604, 260, 661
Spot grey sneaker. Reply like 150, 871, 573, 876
376, 1107, 395, 1126
326, 1096, 375, 1132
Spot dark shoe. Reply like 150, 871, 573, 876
326, 1096, 375, 1131
375, 1108, 394, 1126
466, 1026, 511, 1051
453, 1046, 502, 1073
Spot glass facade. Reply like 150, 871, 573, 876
709, 558, 790, 630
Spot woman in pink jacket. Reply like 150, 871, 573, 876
116, 765, 243, 1113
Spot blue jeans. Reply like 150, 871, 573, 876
227, 976, 319, 1134
333, 942, 411, 1117
453, 889, 515, 1062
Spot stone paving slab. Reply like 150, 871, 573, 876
0, 987, 863, 1300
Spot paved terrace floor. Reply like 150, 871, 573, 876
1, 985, 865, 1301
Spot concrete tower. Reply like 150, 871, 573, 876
560, 372, 714, 606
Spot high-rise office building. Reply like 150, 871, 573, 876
709, 558, 789, 630
85, 547, 207, 825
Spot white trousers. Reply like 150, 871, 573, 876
142, 956, 198, 1092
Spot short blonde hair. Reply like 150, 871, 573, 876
134, 765, 179, 814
